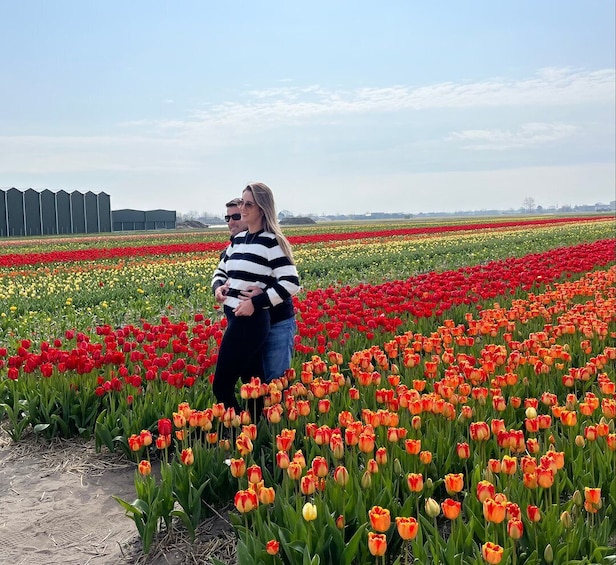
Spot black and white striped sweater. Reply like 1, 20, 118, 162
212, 229, 300, 314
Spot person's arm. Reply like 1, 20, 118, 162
251, 245, 300, 309
211, 246, 231, 296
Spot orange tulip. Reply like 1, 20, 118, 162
139, 430, 153, 447
128, 434, 142, 452
265, 539, 280, 555
501, 455, 517, 475
259, 486, 276, 505
483, 498, 506, 524
487, 458, 501, 474
276, 450, 290, 470
293, 450, 306, 468
230, 457, 246, 478
520, 455, 537, 474
506, 501, 521, 521
523, 472, 538, 489
584, 487, 602, 513
172, 411, 186, 429
242, 423, 257, 440
287, 461, 303, 481
275, 428, 295, 451
138, 460, 152, 476
470, 421, 490, 441
366, 458, 379, 474
536, 466, 554, 489
444, 473, 464, 495
180, 447, 194, 466
526, 437, 540, 454
395, 516, 419, 540
375, 446, 388, 466
456, 442, 470, 459
368, 532, 387, 557
330, 432, 345, 459
560, 409, 577, 427
369, 506, 391, 532
441, 498, 462, 520
419, 450, 432, 465
407, 472, 424, 493
491, 419, 506, 435
527, 504, 541, 523
234, 489, 258, 513
405, 438, 421, 455
300, 473, 316, 496
246, 464, 262, 484
235, 433, 254, 456
476, 480, 495, 503
311, 455, 329, 478
507, 518, 524, 540
481, 541, 504, 564
155, 434, 171, 450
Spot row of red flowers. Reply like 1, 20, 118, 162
0, 216, 608, 267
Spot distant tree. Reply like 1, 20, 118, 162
522, 197, 535, 213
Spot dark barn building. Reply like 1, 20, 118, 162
112, 209, 176, 231
0, 190, 7, 236
24, 189, 42, 236
56, 190, 72, 234
70, 191, 86, 234
6, 188, 25, 237
98, 193, 112, 232
84, 191, 99, 233
0, 188, 175, 236
41, 189, 58, 235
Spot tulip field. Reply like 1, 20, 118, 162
0, 214, 615, 564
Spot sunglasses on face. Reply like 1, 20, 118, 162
239, 200, 256, 208
225, 213, 242, 222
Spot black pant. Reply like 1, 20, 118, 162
213, 306, 270, 419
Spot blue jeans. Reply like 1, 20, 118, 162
263, 316, 296, 383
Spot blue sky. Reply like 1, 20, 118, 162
1, 1, 614, 216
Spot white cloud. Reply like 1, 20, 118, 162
0, 67, 612, 177
446, 122, 579, 150
122, 67, 614, 137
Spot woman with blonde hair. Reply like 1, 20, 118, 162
212, 182, 300, 418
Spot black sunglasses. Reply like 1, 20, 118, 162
225, 213, 242, 222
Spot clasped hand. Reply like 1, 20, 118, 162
215, 282, 263, 316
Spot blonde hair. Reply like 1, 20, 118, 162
243, 182, 294, 262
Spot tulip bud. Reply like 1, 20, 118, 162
484, 468, 495, 484
393, 458, 403, 475
361, 470, 372, 489
575, 435, 585, 447
572, 489, 583, 507
425, 497, 440, 518
560, 510, 573, 529
525, 406, 537, 419
544, 543, 553, 563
